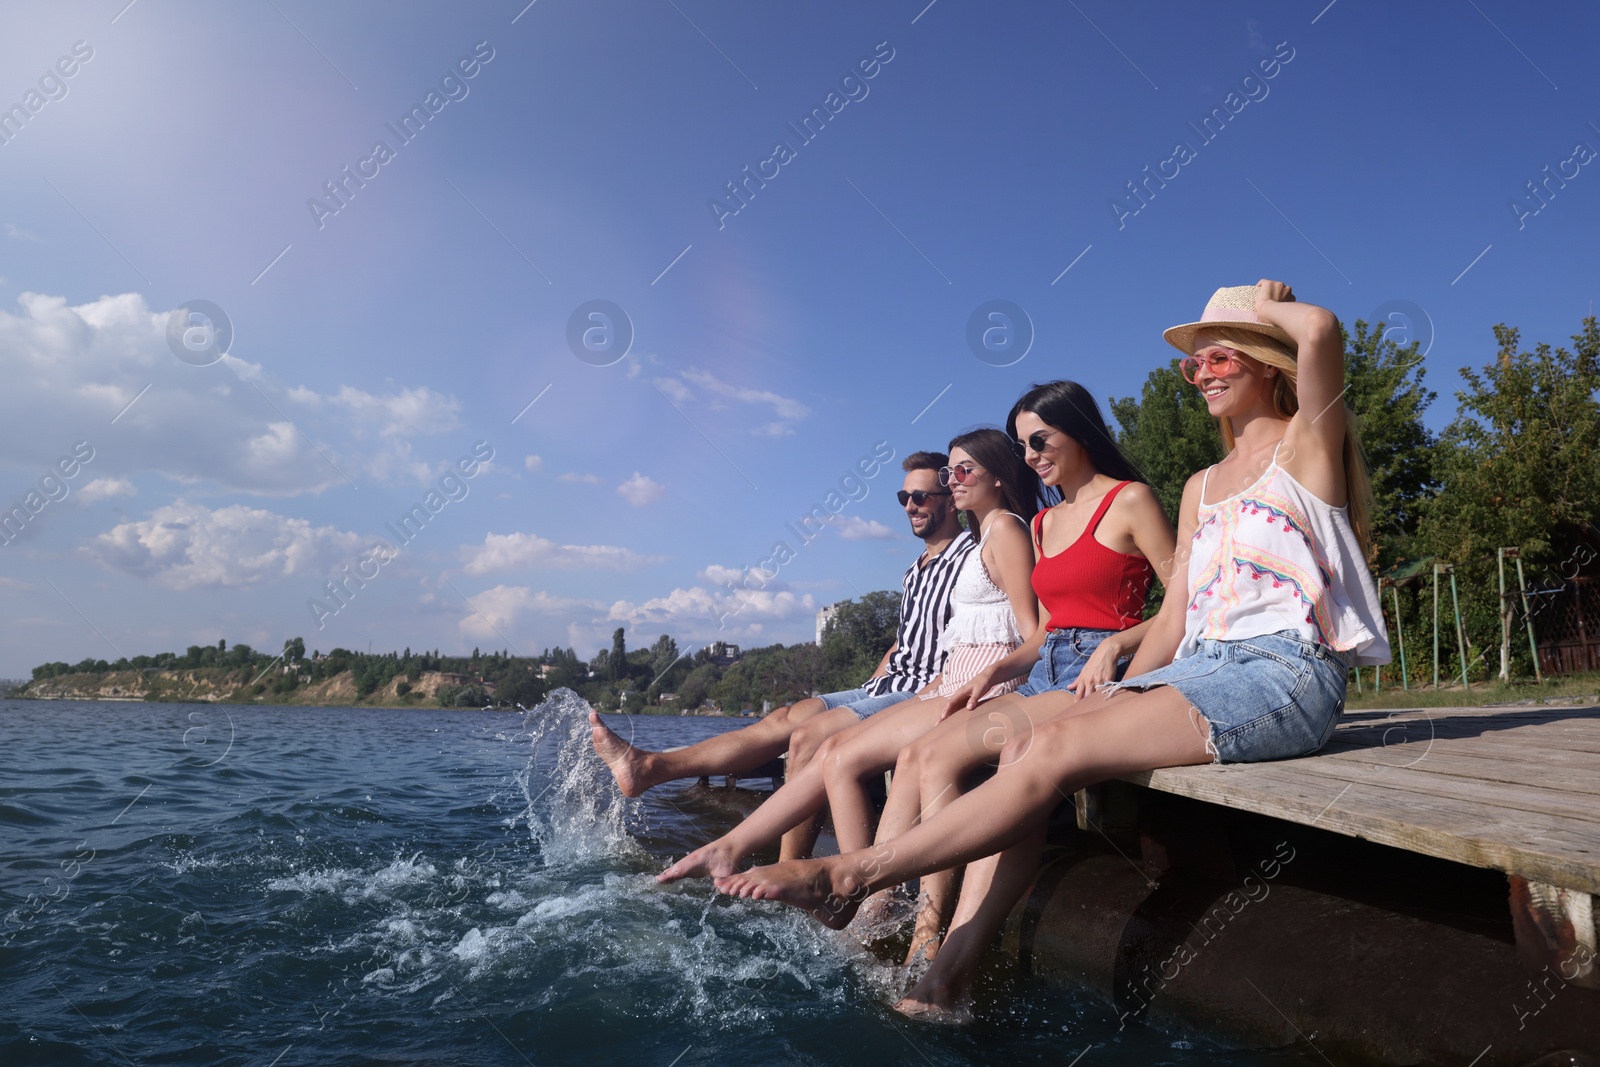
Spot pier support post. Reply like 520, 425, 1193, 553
1510, 877, 1599, 990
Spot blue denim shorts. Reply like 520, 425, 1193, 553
818, 686, 915, 720
1014, 627, 1121, 697
1110, 630, 1349, 763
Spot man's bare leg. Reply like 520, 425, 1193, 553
590, 696, 826, 797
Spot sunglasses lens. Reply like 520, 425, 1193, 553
897, 491, 911, 506
937, 468, 952, 487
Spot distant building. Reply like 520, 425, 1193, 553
708, 641, 741, 666
816, 602, 840, 644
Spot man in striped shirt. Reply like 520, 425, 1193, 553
591, 451, 975, 856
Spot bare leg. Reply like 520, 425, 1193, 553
896, 828, 1047, 1017
714, 688, 1210, 928
884, 689, 1075, 956
659, 704, 915, 881
824, 699, 947, 855
658, 753, 832, 882
590, 697, 825, 796
777, 707, 863, 860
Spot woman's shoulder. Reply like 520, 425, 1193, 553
1105, 479, 1164, 519
982, 511, 1034, 551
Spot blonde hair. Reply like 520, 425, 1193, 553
1201, 327, 1375, 557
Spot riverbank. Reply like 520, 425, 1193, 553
9, 667, 735, 713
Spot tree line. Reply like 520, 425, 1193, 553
21, 593, 904, 713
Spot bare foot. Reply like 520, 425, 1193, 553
893, 969, 971, 1021
903, 930, 942, 967
657, 839, 741, 883
853, 889, 900, 936
713, 858, 866, 930
590, 710, 654, 797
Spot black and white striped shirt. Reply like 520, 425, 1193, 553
867, 530, 978, 695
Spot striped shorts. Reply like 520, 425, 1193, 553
919, 641, 1021, 703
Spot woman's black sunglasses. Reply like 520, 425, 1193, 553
1016, 429, 1060, 453
896, 489, 952, 507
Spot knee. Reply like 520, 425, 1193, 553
895, 738, 927, 777
787, 697, 823, 726
913, 737, 960, 784
789, 718, 832, 764
1000, 715, 1070, 771
818, 735, 855, 784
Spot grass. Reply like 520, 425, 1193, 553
1345, 668, 1600, 710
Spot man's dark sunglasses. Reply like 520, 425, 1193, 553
897, 489, 952, 507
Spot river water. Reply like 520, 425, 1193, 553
1, 691, 1317, 1065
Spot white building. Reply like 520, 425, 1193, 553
816, 602, 840, 644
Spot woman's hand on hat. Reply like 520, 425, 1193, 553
1255, 278, 1295, 312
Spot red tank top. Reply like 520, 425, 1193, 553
1031, 481, 1153, 631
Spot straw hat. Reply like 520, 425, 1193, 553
1163, 285, 1294, 355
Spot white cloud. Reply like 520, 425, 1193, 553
653, 377, 693, 404
76, 478, 137, 503
457, 585, 594, 641
524, 455, 543, 472
289, 384, 461, 439
5, 223, 41, 243
88, 500, 366, 590
609, 582, 816, 632
558, 472, 601, 484
616, 472, 665, 506
0, 292, 468, 496
652, 367, 809, 435
458, 531, 664, 575
834, 516, 897, 541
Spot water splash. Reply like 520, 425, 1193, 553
517, 688, 644, 868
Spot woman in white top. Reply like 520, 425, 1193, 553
657, 429, 1039, 906
717, 280, 1392, 1019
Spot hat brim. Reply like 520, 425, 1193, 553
1163, 318, 1294, 356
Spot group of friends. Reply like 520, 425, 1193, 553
590, 279, 1391, 1019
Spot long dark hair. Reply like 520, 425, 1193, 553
1005, 381, 1144, 507
947, 427, 1041, 536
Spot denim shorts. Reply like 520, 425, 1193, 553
818, 686, 915, 720
1014, 627, 1121, 697
1109, 630, 1349, 763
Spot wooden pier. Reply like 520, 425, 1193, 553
1005, 702, 1600, 1063
1116, 703, 1600, 982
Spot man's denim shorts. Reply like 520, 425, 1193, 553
817, 686, 916, 721
1109, 629, 1348, 763
1014, 627, 1120, 697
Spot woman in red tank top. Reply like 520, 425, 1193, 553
867, 380, 1175, 960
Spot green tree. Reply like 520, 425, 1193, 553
1341, 319, 1438, 567
1417, 318, 1600, 679
497, 662, 548, 708
676, 663, 720, 710
610, 627, 627, 682
819, 592, 901, 692
647, 634, 679, 680
284, 636, 306, 663
1110, 359, 1223, 524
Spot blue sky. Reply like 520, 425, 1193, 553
2, 0, 1597, 677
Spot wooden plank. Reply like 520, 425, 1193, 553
1122, 762, 1600, 894
1334, 716, 1600, 754
1317, 743, 1600, 797
1281, 759, 1600, 825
